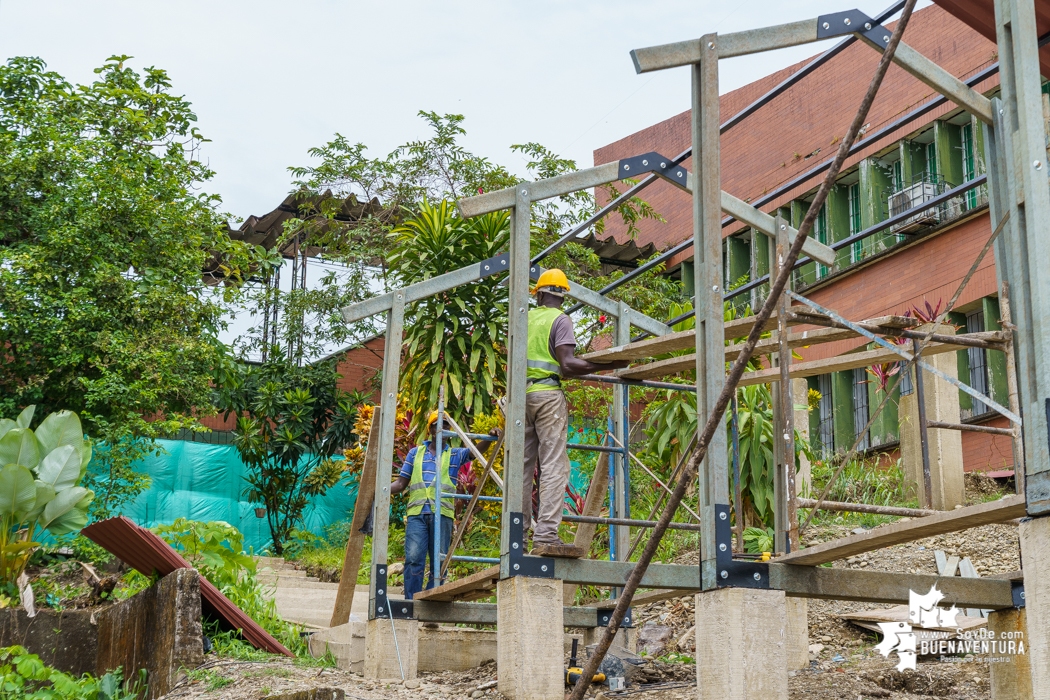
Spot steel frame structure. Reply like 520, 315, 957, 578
336, 0, 1048, 633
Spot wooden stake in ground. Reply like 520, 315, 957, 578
569, 4, 919, 697
330, 414, 381, 627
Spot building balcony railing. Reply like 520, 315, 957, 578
885, 172, 988, 236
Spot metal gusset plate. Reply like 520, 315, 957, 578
816, 9, 890, 49
617, 152, 690, 189
506, 512, 555, 578
374, 564, 415, 619
597, 607, 636, 628
714, 504, 769, 589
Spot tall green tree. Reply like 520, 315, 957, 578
0, 56, 260, 516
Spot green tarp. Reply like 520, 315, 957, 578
122, 439, 358, 552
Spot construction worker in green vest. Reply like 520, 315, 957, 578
525, 268, 628, 556
390, 411, 471, 598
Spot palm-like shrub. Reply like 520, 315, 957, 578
0, 407, 94, 585
388, 199, 510, 433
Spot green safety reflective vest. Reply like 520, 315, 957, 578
526, 306, 565, 394
406, 445, 456, 518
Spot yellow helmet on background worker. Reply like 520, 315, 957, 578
533, 268, 570, 297
427, 411, 440, 429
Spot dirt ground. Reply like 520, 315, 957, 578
161, 478, 1020, 700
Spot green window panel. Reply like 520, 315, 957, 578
832, 370, 856, 455
826, 185, 852, 271
982, 296, 1009, 408
680, 260, 694, 299
948, 311, 973, 414
933, 120, 963, 189
848, 182, 863, 263
961, 123, 979, 210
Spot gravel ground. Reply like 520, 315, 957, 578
161, 482, 1020, 700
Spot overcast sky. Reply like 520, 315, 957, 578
0, 0, 923, 224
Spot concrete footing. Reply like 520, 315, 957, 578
988, 607, 1032, 700
364, 618, 418, 680
309, 619, 366, 673
497, 576, 564, 700
1019, 516, 1049, 698
695, 587, 787, 700
784, 597, 809, 671
420, 625, 497, 671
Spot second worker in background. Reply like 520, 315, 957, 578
524, 269, 628, 557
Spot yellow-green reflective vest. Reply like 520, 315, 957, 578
527, 307, 564, 394
406, 445, 455, 518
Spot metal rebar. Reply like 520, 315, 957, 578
927, 420, 1015, 436
561, 514, 703, 531
569, 7, 919, 696
387, 601, 405, 681
796, 497, 935, 518
446, 555, 500, 564
576, 373, 696, 392
568, 443, 626, 454
450, 493, 502, 502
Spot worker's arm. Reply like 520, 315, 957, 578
390, 475, 410, 495
554, 344, 629, 378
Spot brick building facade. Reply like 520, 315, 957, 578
594, 4, 1020, 474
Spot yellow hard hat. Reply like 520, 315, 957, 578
427, 411, 440, 428
533, 268, 570, 296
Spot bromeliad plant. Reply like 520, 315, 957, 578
0, 407, 94, 586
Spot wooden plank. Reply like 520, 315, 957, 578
412, 565, 500, 602
582, 311, 801, 364
564, 452, 610, 604
778, 495, 1026, 566
736, 340, 966, 388
330, 414, 381, 627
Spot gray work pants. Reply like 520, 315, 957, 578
522, 389, 570, 544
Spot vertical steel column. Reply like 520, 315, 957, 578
369, 294, 405, 619
692, 33, 729, 590
612, 301, 631, 561
606, 415, 618, 563
774, 215, 798, 552
433, 388, 445, 588
500, 188, 532, 575
993, 0, 1050, 513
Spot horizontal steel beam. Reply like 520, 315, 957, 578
458, 163, 619, 218
632, 20, 821, 72
548, 558, 701, 589
341, 261, 490, 323
720, 191, 836, 266
769, 564, 1017, 609
859, 38, 994, 123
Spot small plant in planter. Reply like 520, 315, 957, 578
0, 407, 94, 587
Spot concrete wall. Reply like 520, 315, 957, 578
0, 608, 98, 677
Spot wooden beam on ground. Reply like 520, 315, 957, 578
564, 452, 610, 605
412, 565, 501, 602
582, 311, 801, 364
778, 495, 1026, 566
329, 415, 381, 627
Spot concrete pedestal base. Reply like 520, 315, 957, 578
785, 597, 809, 671
583, 625, 638, 653
988, 607, 1032, 700
364, 618, 418, 680
1019, 516, 1050, 698
419, 626, 497, 671
899, 323, 964, 510
695, 588, 787, 700
497, 576, 564, 700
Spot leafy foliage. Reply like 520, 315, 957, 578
743, 527, 775, 554
215, 357, 358, 554
389, 201, 510, 431
151, 519, 304, 653
0, 646, 145, 699
0, 407, 94, 586
0, 56, 263, 517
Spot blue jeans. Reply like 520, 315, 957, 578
403, 513, 453, 600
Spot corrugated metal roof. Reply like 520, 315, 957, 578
933, 0, 1050, 76
82, 517, 293, 657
